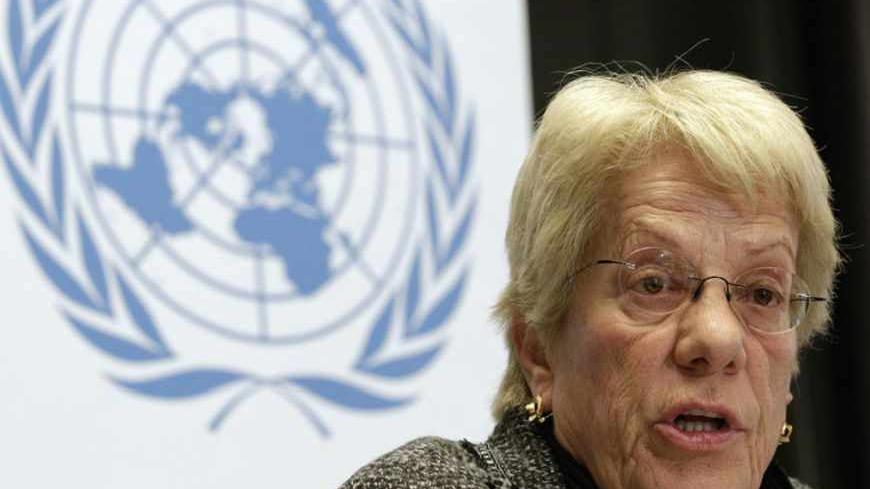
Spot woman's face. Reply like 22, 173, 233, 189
529, 151, 800, 489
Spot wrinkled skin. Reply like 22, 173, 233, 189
514, 150, 798, 489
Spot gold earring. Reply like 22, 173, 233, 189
524, 394, 551, 423
778, 423, 793, 444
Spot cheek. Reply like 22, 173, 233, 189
551, 317, 662, 456
573, 326, 647, 398
745, 337, 797, 456
750, 337, 796, 408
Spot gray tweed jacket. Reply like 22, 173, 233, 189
340, 410, 813, 489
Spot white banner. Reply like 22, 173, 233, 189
0, 1, 531, 487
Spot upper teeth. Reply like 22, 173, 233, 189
674, 409, 726, 433
675, 418, 720, 432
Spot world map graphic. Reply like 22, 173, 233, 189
94, 80, 337, 295
63, 0, 428, 342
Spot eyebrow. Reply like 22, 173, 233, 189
618, 225, 797, 263
741, 239, 796, 259
618, 227, 688, 256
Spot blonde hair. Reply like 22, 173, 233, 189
491, 69, 841, 420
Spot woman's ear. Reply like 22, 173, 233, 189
510, 312, 554, 411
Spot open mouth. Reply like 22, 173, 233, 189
655, 405, 741, 450
672, 409, 729, 433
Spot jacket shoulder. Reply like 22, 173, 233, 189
789, 477, 815, 489
339, 436, 491, 489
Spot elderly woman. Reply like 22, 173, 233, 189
341, 70, 839, 489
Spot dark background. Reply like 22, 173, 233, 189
526, 1, 869, 487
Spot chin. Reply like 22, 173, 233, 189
629, 456, 757, 489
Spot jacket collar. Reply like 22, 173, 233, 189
482, 409, 567, 489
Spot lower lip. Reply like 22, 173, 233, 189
653, 423, 742, 451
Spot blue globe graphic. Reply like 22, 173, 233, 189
64, 0, 421, 343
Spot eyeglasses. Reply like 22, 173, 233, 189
576, 247, 827, 334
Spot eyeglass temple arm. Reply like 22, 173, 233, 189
573, 259, 633, 275
593, 259, 634, 268
568, 259, 634, 285
791, 295, 828, 303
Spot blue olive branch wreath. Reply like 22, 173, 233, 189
2, 0, 173, 362
0, 0, 476, 436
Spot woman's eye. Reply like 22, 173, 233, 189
628, 272, 670, 295
751, 287, 781, 307
642, 276, 664, 294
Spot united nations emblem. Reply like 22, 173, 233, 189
1, 0, 476, 435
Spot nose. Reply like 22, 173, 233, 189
673, 278, 747, 376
